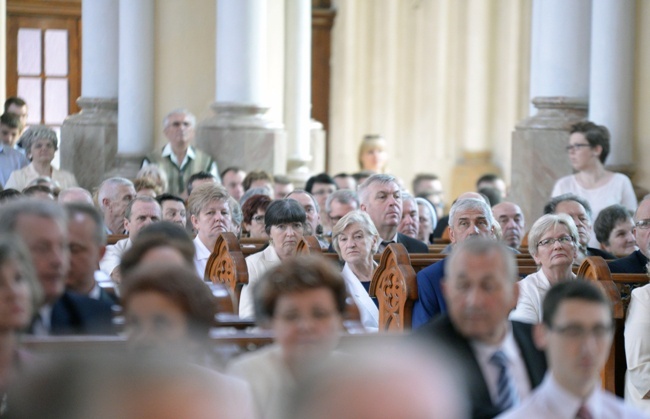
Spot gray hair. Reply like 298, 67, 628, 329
124, 196, 160, 221
448, 198, 494, 229
0, 198, 67, 235
447, 238, 517, 283
357, 174, 398, 205
228, 196, 243, 226
528, 213, 579, 256
97, 177, 135, 211
163, 108, 196, 129
325, 189, 359, 213
544, 193, 592, 222
331, 210, 380, 256
401, 191, 417, 209
240, 187, 273, 206
415, 197, 437, 231
19, 125, 58, 153
58, 187, 93, 205
64, 202, 107, 246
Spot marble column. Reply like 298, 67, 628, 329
61, 0, 119, 191
197, 0, 286, 176
511, 0, 591, 225
112, 0, 155, 179
589, 0, 635, 171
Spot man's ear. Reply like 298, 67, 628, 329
360, 203, 367, 212
190, 214, 199, 230
102, 198, 111, 209
123, 218, 130, 234
448, 226, 455, 244
533, 323, 549, 351
98, 245, 107, 260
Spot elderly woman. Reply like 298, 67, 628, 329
358, 134, 388, 173
5, 126, 77, 191
594, 204, 636, 258
238, 199, 306, 318
415, 197, 437, 245
241, 194, 273, 239
552, 121, 636, 248
228, 255, 345, 419
509, 213, 579, 323
332, 211, 379, 331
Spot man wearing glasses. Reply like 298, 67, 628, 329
498, 281, 645, 418
609, 196, 650, 273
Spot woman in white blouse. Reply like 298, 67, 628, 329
332, 210, 379, 331
510, 213, 579, 323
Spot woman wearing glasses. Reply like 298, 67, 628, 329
509, 214, 579, 324
551, 121, 636, 248
241, 194, 273, 239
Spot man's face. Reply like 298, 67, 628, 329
163, 113, 194, 151
633, 199, 650, 258
289, 192, 320, 236
360, 181, 402, 231
222, 170, 246, 201
448, 208, 492, 244
414, 179, 443, 197
535, 299, 613, 395
334, 176, 356, 191
492, 202, 525, 248
554, 200, 591, 247
328, 199, 358, 226
477, 179, 507, 198
311, 182, 337, 209
106, 185, 136, 221
125, 201, 162, 239
398, 199, 419, 239
15, 215, 69, 304
274, 183, 294, 200
161, 200, 187, 227
67, 213, 105, 294
7, 103, 27, 128
443, 248, 517, 345
0, 124, 20, 147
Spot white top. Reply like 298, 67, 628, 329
5, 163, 78, 191
238, 246, 281, 319
99, 238, 132, 276
551, 173, 637, 248
497, 373, 647, 419
625, 283, 650, 414
509, 269, 576, 324
193, 235, 212, 280
341, 263, 379, 332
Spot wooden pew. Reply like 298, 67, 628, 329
577, 256, 649, 397
205, 232, 248, 313
107, 234, 128, 245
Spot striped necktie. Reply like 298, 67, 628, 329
490, 350, 519, 411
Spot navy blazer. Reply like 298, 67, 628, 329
396, 232, 429, 253
415, 315, 547, 419
608, 249, 648, 274
49, 291, 115, 335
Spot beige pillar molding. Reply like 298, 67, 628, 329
0, 0, 6, 102
511, 97, 588, 226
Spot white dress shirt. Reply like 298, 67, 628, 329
193, 235, 212, 279
99, 238, 132, 276
510, 269, 576, 324
239, 246, 280, 319
625, 283, 650, 414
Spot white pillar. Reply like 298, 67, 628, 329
216, 0, 266, 104
529, 0, 591, 104
589, 0, 635, 166
82, 0, 118, 97
284, 0, 312, 168
0, 0, 6, 102
118, 0, 154, 154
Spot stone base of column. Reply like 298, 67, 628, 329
450, 151, 502, 201
104, 153, 145, 181
196, 103, 286, 176
60, 97, 118, 191
309, 119, 326, 175
511, 96, 588, 226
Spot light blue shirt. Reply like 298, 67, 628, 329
0, 144, 28, 188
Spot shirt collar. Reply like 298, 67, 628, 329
194, 235, 212, 261
161, 143, 196, 168
540, 373, 601, 418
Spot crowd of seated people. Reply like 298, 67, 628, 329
1, 100, 649, 418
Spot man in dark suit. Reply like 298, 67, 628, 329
358, 174, 428, 253
416, 239, 547, 419
609, 196, 650, 274
0, 199, 114, 335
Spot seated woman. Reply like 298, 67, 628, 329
510, 213, 579, 323
594, 204, 636, 258
358, 134, 388, 174
238, 199, 306, 318
5, 126, 77, 191
241, 194, 272, 240
227, 256, 346, 419
331, 210, 379, 331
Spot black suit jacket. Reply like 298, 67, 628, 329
49, 291, 115, 335
415, 315, 547, 419
396, 232, 429, 253
608, 249, 648, 274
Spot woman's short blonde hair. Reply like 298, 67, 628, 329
357, 134, 387, 171
331, 210, 380, 256
528, 213, 580, 256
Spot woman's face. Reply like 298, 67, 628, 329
191, 199, 233, 245
272, 287, 342, 366
532, 224, 577, 271
603, 218, 637, 258
245, 209, 268, 239
31, 138, 56, 164
360, 147, 387, 172
269, 221, 304, 259
337, 223, 376, 265
0, 259, 32, 331
567, 132, 597, 171
417, 203, 434, 243
125, 291, 189, 350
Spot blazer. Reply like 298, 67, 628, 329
49, 291, 115, 335
416, 315, 547, 419
239, 245, 281, 318
608, 250, 649, 274
396, 232, 429, 253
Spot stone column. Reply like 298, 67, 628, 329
112, 0, 155, 179
61, 0, 119, 190
511, 0, 591, 225
197, 0, 286, 176
589, 0, 635, 170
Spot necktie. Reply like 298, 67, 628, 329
490, 350, 518, 411
576, 405, 593, 419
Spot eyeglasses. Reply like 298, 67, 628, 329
635, 219, 650, 230
550, 324, 613, 340
252, 215, 265, 224
565, 143, 592, 152
537, 235, 573, 247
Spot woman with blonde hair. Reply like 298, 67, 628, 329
357, 134, 388, 173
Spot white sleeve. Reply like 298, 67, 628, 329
238, 257, 257, 319
99, 243, 122, 276
619, 175, 638, 211
625, 286, 650, 401
509, 279, 542, 324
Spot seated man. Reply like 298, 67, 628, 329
186, 171, 218, 197
413, 173, 445, 220
221, 166, 246, 201
287, 189, 329, 249
273, 175, 294, 199
243, 170, 274, 197
326, 189, 359, 228
142, 109, 219, 197
416, 239, 546, 418
594, 204, 637, 259
97, 177, 136, 235
500, 281, 645, 418
492, 201, 525, 251
332, 172, 356, 191
477, 173, 507, 199
0, 113, 28, 187
156, 193, 187, 228
99, 196, 162, 282
397, 192, 420, 241
58, 186, 94, 205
